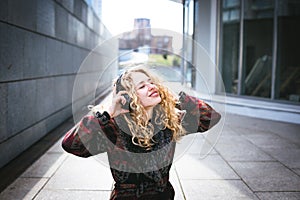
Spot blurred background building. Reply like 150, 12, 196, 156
119, 18, 173, 54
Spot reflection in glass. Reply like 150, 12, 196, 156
242, 0, 274, 98
221, 0, 240, 94
276, 0, 300, 102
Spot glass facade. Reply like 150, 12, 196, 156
221, 0, 240, 94
242, 0, 274, 98
220, 0, 300, 103
183, 0, 194, 87
276, 0, 300, 102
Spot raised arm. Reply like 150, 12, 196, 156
61, 113, 118, 157
178, 91, 221, 134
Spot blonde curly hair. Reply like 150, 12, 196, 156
117, 66, 186, 149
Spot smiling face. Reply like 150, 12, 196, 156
131, 72, 161, 111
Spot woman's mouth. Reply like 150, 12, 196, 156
149, 91, 159, 97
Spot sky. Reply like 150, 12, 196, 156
102, 0, 183, 36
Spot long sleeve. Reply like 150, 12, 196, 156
61, 114, 119, 157
178, 91, 221, 134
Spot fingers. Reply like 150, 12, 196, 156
121, 109, 130, 114
116, 91, 128, 104
112, 84, 117, 97
120, 95, 127, 105
112, 85, 116, 97
112, 84, 127, 96
117, 90, 128, 96
112, 90, 127, 101
112, 93, 129, 112
109, 87, 131, 118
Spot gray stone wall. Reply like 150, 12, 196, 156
0, 0, 118, 168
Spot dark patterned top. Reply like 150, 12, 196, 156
62, 92, 221, 199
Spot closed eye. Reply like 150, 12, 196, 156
136, 79, 153, 89
139, 85, 145, 89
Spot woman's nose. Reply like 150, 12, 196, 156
146, 83, 155, 90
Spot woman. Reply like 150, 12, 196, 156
62, 66, 221, 199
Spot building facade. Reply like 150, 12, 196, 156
119, 18, 173, 54
182, 0, 300, 123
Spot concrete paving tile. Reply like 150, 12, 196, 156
21, 153, 67, 178
46, 138, 66, 154
274, 129, 300, 146
216, 135, 252, 144
0, 177, 48, 200
226, 114, 296, 134
175, 133, 217, 159
44, 155, 114, 190
34, 189, 111, 200
229, 126, 261, 137
180, 180, 258, 200
219, 128, 241, 137
229, 162, 300, 192
262, 147, 300, 169
242, 132, 299, 149
256, 192, 300, 200
224, 114, 260, 128
215, 140, 275, 162
175, 154, 239, 180
228, 115, 300, 146
229, 124, 300, 150
292, 168, 300, 176
261, 121, 300, 138
169, 168, 185, 200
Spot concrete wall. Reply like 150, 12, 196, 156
0, 0, 118, 168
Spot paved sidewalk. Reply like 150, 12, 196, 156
0, 113, 300, 200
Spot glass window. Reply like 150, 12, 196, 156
183, 0, 194, 87
223, 0, 239, 8
241, 0, 274, 98
276, 0, 300, 102
221, 0, 240, 94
